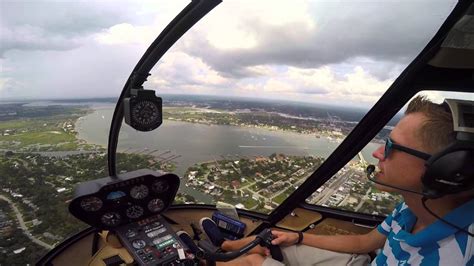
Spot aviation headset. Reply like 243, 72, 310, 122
421, 98, 474, 199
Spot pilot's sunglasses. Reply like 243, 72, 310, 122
384, 138, 431, 160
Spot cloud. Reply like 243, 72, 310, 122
0, 25, 82, 56
0, 41, 146, 99
180, 0, 456, 80
231, 64, 391, 106
0, 0, 460, 108
147, 51, 229, 94
95, 23, 156, 45
0, 0, 156, 56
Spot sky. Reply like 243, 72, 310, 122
0, 0, 463, 107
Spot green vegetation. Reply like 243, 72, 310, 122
164, 108, 327, 135
0, 105, 94, 151
0, 127, 176, 264
0, 150, 173, 264
2, 131, 76, 146
0, 201, 48, 265
183, 154, 322, 213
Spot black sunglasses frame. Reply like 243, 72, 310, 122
385, 138, 431, 160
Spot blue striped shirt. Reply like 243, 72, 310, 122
372, 199, 474, 266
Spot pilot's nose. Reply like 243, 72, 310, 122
372, 145, 385, 161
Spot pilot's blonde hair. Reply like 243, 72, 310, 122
405, 95, 456, 154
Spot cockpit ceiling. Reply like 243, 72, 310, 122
429, 4, 474, 69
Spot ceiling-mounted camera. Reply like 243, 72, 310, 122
124, 89, 163, 132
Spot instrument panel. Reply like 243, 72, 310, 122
69, 169, 179, 229
116, 215, 195, 265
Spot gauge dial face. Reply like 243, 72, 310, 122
132, 100, 160, 127
148, 198, 165, 213
80, 196, 103, 212
101, 212, 121, 226
126, 205, 144, 219
152, 180, 169, 193
132, 239, 146, 249
130, 184, 149, 199
125, 229, 137, 238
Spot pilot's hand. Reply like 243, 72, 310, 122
270, 230, 299, 246
252, 245, 271, 256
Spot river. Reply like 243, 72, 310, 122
76, 107, 379, 202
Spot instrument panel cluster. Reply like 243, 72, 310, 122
69, 169, 180, 229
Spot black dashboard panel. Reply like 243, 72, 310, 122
116, 215, 194, 265
69, 169, 179, 230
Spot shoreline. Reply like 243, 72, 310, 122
77, 105, 349, 143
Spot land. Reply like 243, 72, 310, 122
182, 154, 322, 212
181, 154, 401, 215
0, 103, 175, 264
0, 98, 400, 264
0, 151, 173, 264
0, 103, 97, 151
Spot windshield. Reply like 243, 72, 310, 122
0, 1, 458, 264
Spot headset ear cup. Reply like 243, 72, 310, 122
423, 150, 474, 198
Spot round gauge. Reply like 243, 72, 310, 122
132, 239, 146, 249
148, 198, 165, 213
80, 196, 103, 212
130, 185, 149, 199
131, 100, 161, 128
125, 229, 137, 238
101, 212, 121, 226
126, 205, 144, 219
152, 180, 169, 193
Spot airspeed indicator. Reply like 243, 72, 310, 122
80, 196, 103, 212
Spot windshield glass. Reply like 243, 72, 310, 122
0, 1, 457, 264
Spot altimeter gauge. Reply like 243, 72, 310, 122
80, 196, 103, 212
124, 89, 162, 131
130, 184, 149, 199
125, 205, 144, 219
148, 198, 165, 213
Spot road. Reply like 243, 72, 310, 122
315, 170, 353, 205
0, 195, 54, 250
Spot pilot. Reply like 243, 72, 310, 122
190, 96, 473, 265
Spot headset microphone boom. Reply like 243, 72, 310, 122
365, 164, 425, 196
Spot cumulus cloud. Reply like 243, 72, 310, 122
229, 64, 391, 106
181, 0, 456, 80
0, 0, 461, 108
95, 23, 157, 45
0, 0, 156, 56
147, 51, 229, 94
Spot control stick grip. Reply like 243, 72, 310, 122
258, 229, 284, 262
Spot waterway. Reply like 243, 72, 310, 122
76, 107, 379, 203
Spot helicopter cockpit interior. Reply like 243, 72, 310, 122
0, 0, 472, 265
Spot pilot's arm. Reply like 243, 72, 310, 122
271, 228, 386, 254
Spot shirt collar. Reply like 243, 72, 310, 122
395, 198, 474, 247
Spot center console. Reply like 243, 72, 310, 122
115, 215, 194, 266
